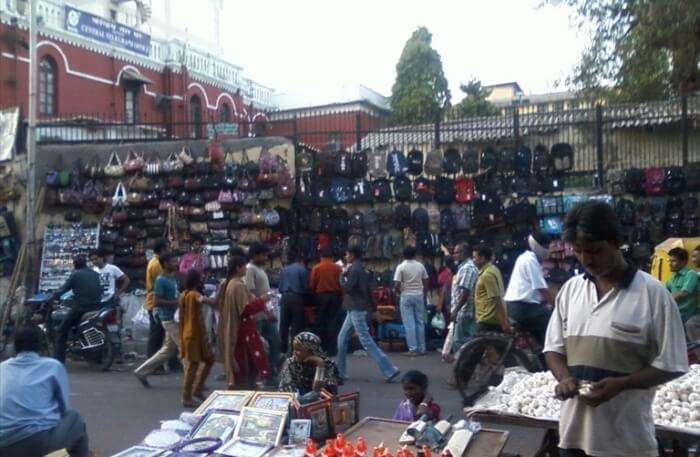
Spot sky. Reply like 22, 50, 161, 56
152, 0, 588, 107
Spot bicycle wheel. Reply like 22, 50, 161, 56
454, 334, 513, 406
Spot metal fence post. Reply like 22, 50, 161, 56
596, 104, 605, 187
513, 108, 520, 150
355, 112, 362, 151
681, 95, 689, 166
434, 120, 440, 150
293, 114, 299, 148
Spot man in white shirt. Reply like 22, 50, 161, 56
504, 232, 555, 345
89, 250, 130, 307
544, 201, 688, 457
394, 246, 429, 356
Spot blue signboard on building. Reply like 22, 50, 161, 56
64, 6, 151, 56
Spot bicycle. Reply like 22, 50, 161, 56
453, 323, 543, 406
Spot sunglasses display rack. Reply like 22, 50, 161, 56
38, 224, 100, 293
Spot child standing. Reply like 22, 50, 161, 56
180, 269, 215, 407
393, 370, 441, 422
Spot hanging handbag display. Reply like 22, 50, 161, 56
112, 182, 128, 207
178, 146, 195, 166
104, 152, 125, 177
218, 189, 234, 204
145, 155, 161, 176
123, 150, 145, 173
129, 174, 151, 192
46, 154, 72, 188
161, 152, 184, 174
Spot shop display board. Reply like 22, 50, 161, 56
38, 224, 100, 293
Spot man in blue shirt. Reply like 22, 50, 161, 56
134, 253, 181, 387
0, 326, 90, 457
278, 256, 311, 354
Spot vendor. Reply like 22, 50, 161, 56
544, 201, 688, 457
393, 370, 441, 422
278, 332, 340, 395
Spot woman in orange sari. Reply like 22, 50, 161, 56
180, 269, 215, 407
218, 256, 270, 389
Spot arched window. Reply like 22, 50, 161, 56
189, 95, 202, 138
39, 57, 57, 116
218, 103, 231, 123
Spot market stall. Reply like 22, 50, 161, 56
464, 367, 700, 457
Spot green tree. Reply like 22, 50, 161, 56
390, 27, 451, 125
549, 0, 700, 101
450, 79, 501, 118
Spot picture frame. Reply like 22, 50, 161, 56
233, 407, 288, 447
189, 409, 240, 443
194, 390, 254, 416
301, 399, 332, 441
109, 445, 161, 457
329, 392, 360, 434
217, 438, 272, 457
264, 445, 307, 457
287, 419, 312, 445
249, 391, 295, 412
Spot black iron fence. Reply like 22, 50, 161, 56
33, 95, 700, 187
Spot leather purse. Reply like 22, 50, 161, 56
112, 182, 128, 207
104, 152, 124, 177
218, 189, 233, 204
210, 229, 228, 239
189, 222, 209, 234
161, 152, 184, 174
159, 200, 175, 211
184, 176, 203, 191
191, 194, 205, 206
100, 229, 119, 243
168, 175, 184, 189
276, 168, 296, 199
178, 146, 195, 166
145, 216, 165, 227
177, 191, 191, 205
130, 174, 151, 192
145, 155, 161, 176
126, 209, 144, 221
127, 191, 144, 206
123, 150, 145, 174
143, 209, 159, 219
111, 207, 128, 224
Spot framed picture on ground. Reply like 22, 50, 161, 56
329, 391, 360, 434
249, 391, 295, 412
233, 407, 288, 447
300, 399, 332, 441
216, 438, 271, 457
194, 390, 254, 416
109, 445, 161, 457
189, 409, 240, 443
287, 419, 312, 445
265, 445, 307, 457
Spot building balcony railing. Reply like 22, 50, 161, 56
0, 0, 276, 109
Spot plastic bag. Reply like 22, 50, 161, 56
431, 312, 446, 330
132, 307, 150, 334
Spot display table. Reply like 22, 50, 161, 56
319, 417, 509, 457
466, 410, 700, 457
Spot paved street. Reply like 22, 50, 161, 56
67, 351, 464, 456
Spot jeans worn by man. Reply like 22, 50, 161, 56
278, 260, 311, 354
399, 294, 426, 354
1, 327, 90, 457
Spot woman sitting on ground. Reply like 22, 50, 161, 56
278, 332, 341, 395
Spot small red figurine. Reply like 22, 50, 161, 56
355, 437, 367, 456
323, 440, 337, 457
342, 444, 355, 457
421, 445, 432, 457
305, 439, 317, 456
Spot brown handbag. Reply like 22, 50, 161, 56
127, 191, 144, 206
168, 175, 184, 189
130, 174, 151, 192
189, 222, 209, 234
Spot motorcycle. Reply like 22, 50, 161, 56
24, 293, 120, 371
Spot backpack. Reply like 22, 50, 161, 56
532, 144, 551, 175
462, 149, 479, 175
335, 150, 352, 177
294, 173, 314, 207
369, 146, 387, 178
387, 149, 408, 178
321, 208, 336, 233
453, 206, 471, 231
644, 167, 664, 196
372, 178, 393, 203
364, 209, 379, 233
395, 204, 412, 230
393, 176, 412, 202
624, 168, 646, 195
551, 143, 573, 172
353, 179, 373, 204
314, 151, 336, 178
440, 208, 455, 234
377, 205, 395, 232
428, 207, 441, 233
514, 145, 532, 176
411, 208, 429, 233
509, 175, 530, 196
686, 162, 700, 191
455, 176, 475, 203
442, 147, 462, 174
663, 167, 685, 195
407, 149, 424, 176
364, 235, 379, 260
480, 146, 498, 171
381, 233, 394, 260
607, 169, 626, 195
333, 208, 349, 234
615, 199, 636, 226
413, 178, 433, 203
310, 208, 324, 233
498, 148, 516, 174
424, 150, 443, 176
351, 149, 368, 178
506, 198, 537, 225
416, 232, 435, 257
312, 179, 332, 206
434, 177, 455, 204
296, 148, 314, 174
330, 178, 353, 204
349, 211, 364, 235
348, 234, 363, 250
391, 231, 405, 259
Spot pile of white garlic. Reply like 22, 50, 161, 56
652, 364, 700, 430
478, 365, 700, 431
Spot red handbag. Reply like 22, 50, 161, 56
455, 175, 475, 203
123, 151, 145, 174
